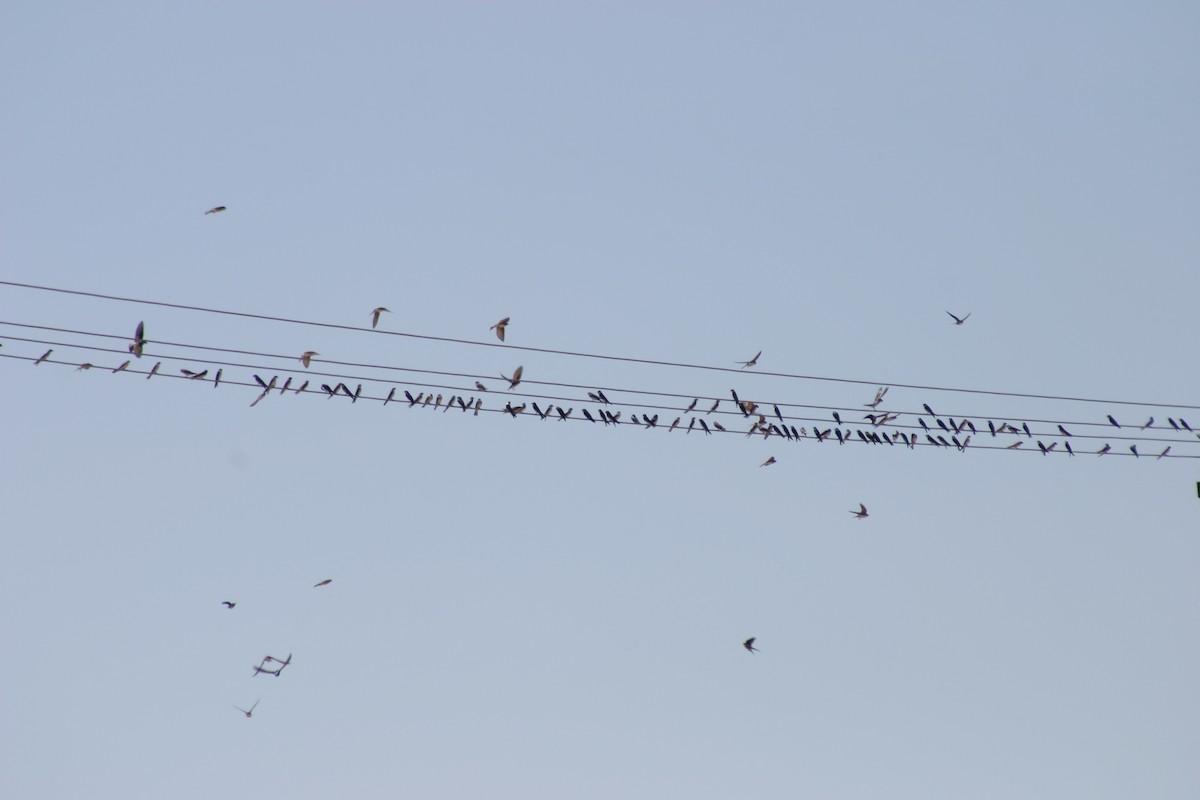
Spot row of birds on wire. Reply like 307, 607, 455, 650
6, 315, 1198, 463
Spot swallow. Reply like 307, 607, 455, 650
433, 394, 443, 410
743, 637, 759, 653
1057, 425, 1072, 437
531, 402, 547, 419
850, 503, 868, 519
946, 311, 971, 325
922, 404, 936, 418
773, 405, 783, 423
421, 393, 432, 407
730, 389, 741, 407
128, 321, 147, 358
833, 412, 842, 426
222, 601, 236, 609
1167, 418, 1180, 431
474, 398, 482, 415
1006, 441, 1024, 449
698, 419, 711, 435
596, 390, 610, 405
643, 414, 657, 428
707, 399, 720, 414
918, 418, 930, 432
475, 381, 488, 392
146, 361, 161, 379
490, 317, 509, 341
503, 366, 524, 390
371, 307, 390, 329
606, 411, 620, 423
314, 579, 332, 587
684, 399, 697, 413
1022, 422, 1032, 438
687, 418, 696, 434
252, 665, 281, 677
927, 435, 940, 447
1096, 444, 1111, 455
835, 429, 845, 444
557, 407, 573, 421
1130, 445, 1139, 457
587, 392, 601, 402
279, 377, 292, 394
211, 368, 222, 388
300, 351, 318, 368
814, 428, 827, 442
1107, 415, 1120, 428
737, 351, 761, 369
1141, 418, 1154, 429
1037, 441, 1048, 455
1158, 446, 1171, 459
320, 384, 334, 398
583, 409, 597, 423
987, 421, 997, 437
75, 363, 93, 371
108, 358, 131, 373
352, 385, 362, 403
204, 206, 226, 215
183, 369, 209, 379
760, 456, 776, 467
712, 421, 726, 432
1180, 419, 1192, 432
382, 388, 396, 406
458, 396, 468, 411
34, 349, 52, 365
668, 417, 680, 432
234, 700, 260, 718
442, 395, 456, 412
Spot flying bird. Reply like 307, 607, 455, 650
221, 601, 236, 609
129, 321, 147, 357
707, 399, 720, 414
252, 665, 281, 677
946, 311, 971, 325
490, 317, 510, 341
204, 206, 226, 215
264, 653, 292, 668
737, 351, 761, 369
233, 699, 260, 718
300, 351, 318, 368
503, 366, 524, 390
743, 637, 759, 653
850, 503, 869, 519
370, 307, 390, 329
314, 579, 332, 587
760, 456, 776, 467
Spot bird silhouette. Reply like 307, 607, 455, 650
743, 637, 759, 653
129, 321, 147, 358
684, 399, 697, 413
737, 351, 761, 369
1096, 444, 1111, 456
204, 206, 226, 215
234, 699, 259, 718
946, 311, 971, 325
1057, 425, 1072, 437
1141, 417, 1154, 429
850, 503, 868, 519
75, 363, 93, 371
370, 307, 390, 329
475, 381, 488, 392
222, 601, 236, 609
490, 317, 510, 341
314, 579, 332, 587
707, 400, 720, 414
502, 366, 524, 390
1107, 415, 1120, 428
300, 351, 318, 368
146, 362, 161, 379
760, 456, 777, 467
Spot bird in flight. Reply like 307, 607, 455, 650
252, 665, 282, 677
264, 653, 292, 668
850, 503, 869, 519
490, 317, 510, 342
760, 456, 777, 467
503, 365, 523, 390
737, 351, 761, 369
129, 321, 147, 358
946, 311, 971, 325
234, 699, 259, 718
743, 637, 759, 654
221, 601, 236, 609
300, 351, 319, 368
370, 307, 390, 329
314, 579, 332, 587
204, 206, 226, 215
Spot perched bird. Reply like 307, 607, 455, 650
234, 700, 260, 718
1130, 445, 1139, 457
1097, 444, 1111, 456
129, 321, 147, 358
1057, 425, 1072, 437
668, 417, 680, 432
1107, 415, 1120, 428
503, 365, 524, 390
146, 362, 161, 380
583, 409, 597, 424
300, 351, 318, 368
684, 398, 697, 414
712, 421, 726, 432
1158, 446, 1171, 459
384, 388, 396, 405
698, 419, 711, 435
737, 350, 762, 369
1168, 418, 1180, 431
370, 307, 390, 329
760, 456, 777, 467
221, 601, 236, 609
850, 503, 868, 519
314, 579, 332, 587
1141, 418, 1154, 430
182, 369, 208, 379
596, 390, 610, 404
490, 317, 510, 341
774, 405, 784, 422
946, 311, 971, 325
75, 363, 93, 371
1006, 441, 1024, 449
707, 399, 720, 414
214, 369, 223, 388
923, 404, 936, 418
279, 377, 291, 394
475, 381, 488, 392
743, 637, 759, 654
204, 206, 226, 215
34, 349, 53, 365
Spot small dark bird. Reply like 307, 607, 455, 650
384, 388, 396, 405
1168, 418, 1180, 431
204, 206, 226, 215
850, 503, 868, 519
146, 362, 161, 379
707, 399, 720, 414
1180, 419, 1192, 432
737, 351, 761, 369
371, 307, 390, 329
1022, 422, 1032, 438
833, 411, 842, 426
743, 637, 759, 653
234, 700, 260, 718
314, 579, 332, 587
1107, 415, 1120, 428
34, 349, 53, 365
1158, 446, 1171, 459
730, 389, 741, 407
490, 317, 510, 341
215, 369, 223, 388
774, 405, 783, 423
1130, 445, 1139, 457
1007, 441, 1024, 449
685, 399, 697, 413
1064, 441, 1074, 457
923, 404, 936, 417
182, 369, 209, 379
712, 421, 726, 432
760, 456, 776, 467
1097, 444, 1111, 456
222, 601, 236, 609
596, 390, 610, 404
556, 407, 573, 421
1141, 417, 1154, 430
668, 417, 680, 432
687, 418, 696, 434
699, 419, 711, 435
1057, 425, 1072, 437
946, 311, 971, 325
583, 409, 597, 423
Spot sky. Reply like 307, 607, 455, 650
1, 3, 1198, 798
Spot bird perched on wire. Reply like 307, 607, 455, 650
490, 317, 510, 342
370, 307, 390, 329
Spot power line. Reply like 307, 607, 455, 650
3, 279, 1196, 411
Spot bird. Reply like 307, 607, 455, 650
737, 351, 761, 369
314, 579, 332, 587
370, 307, 390, 329
707, 399, 720, 414
850, 503, 868, 519
946, 311, 971, 325
583, 409, 597, 423
221, 601, 236, 609
1130, 445, 1139, 457
490, 317, 510, 341
252, 665, 281, 677
502, 365, 523, 390
1141, 417, 1154, 430
760, 456, 776, 467
475, 381, 488, 392
1107, 415, 1120, 428
128, 321, 147, 358
384, 388, 396, 405
712, 421, 726, 432
743, 637, 759, 654
596, 390, 611, 405
668, 417, 680, 432
34, 349, 53, 365
233, 699, 260, 718
1158, 446, 1171, 459
300, 351, 318, 368
774, 405, 784, 422
264, 653, 292, 668
1097, 444, 1111, 455
1057, 425, 1072, 437
204, 206, 226, 215
684, 399, 697, 413
214, 369, 223, 388
75, 363, 93, 371
182, 369, 208, 379
146, 362, 161, 380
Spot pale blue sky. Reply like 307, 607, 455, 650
2, 3, 1198, 798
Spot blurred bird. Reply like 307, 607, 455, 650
1141, 418, 1154, 429
946, 311, 971, 325
34, 349, 52, 365
1107, 415, 1120, 428
923, 404, 936, 417
300, 351, 318, 368
737, 351, 761, 369
314, 579, 332, 587
707, 399, 720, 414
75, 363, 93, 371
182, 369, 208, 379
384, 388, 396, 405
252, 665, 281, 677
684, 399, 697, 413
1007, 441, 1023, 450
712, 421, 726, 432
475, 381, 488, 392
214, 369, 223, 388
850, 503, 868, 519
146, 361, 161, 379
502, 365, 523, 390
129, 321, 147, 358
1158, 446, 1171, 459
760, 456, 776, 467
296, 381, 308, 394
596, 390, 610, 404
370, 307, 390, 329
743, 637, 759, 653
1097, 444, 1111, 455
1130, 445, 1139, 457
668, 417, 680, 432
490, 317, 510, 341
204, 206, 226, 215
234, 700, 259, 718
221, 601, 236, 609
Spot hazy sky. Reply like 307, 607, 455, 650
2, 3, 1198, 799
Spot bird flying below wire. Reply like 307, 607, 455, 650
503, 365, 523, 390
370, 307, 390, 329
234, 699, 259, 718
300, 351, 318, 368
946, 311, 971, 325
850, 503, 868, 519
314, 579, 332, 588
204, 205, 226, 215
760, 456, 776, 467
737, 351, 761, 369
222, 601, 236, 609
743, 637, 759, 653
490, 317, 510, 341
